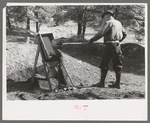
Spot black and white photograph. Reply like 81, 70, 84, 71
3, 3, 147, 120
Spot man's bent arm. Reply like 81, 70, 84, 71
119, 28, 127, 42
89, 22, 111, 43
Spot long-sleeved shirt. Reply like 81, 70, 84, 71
90, 18, 127, 43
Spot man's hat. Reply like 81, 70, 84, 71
101, 10, 114, 18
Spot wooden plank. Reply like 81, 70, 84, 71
59, 60, 74, 87
35, 74, 47, 80
39, 33, 56, 59
44, 63, 52, 92
31, 44, 40, 85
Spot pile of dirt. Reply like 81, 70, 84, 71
121, 43, 145, 75
121, 43, 144, 60
6, 39, 39, 82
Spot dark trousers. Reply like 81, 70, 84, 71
100, 43, 123, 74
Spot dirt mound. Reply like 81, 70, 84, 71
121, 43, 145, 75
61, 42, 145, 75
62, 42, 144, 63
121, 43, 144, 60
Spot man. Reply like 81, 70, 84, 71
88, 10, 127, 89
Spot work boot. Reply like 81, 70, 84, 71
92, 72, 107, 87
109, 73, 121, 89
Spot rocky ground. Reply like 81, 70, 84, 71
6, 22, 145, 100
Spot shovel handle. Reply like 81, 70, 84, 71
62, 42, 103, 45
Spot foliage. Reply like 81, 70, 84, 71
32, 6, 56, 23
6, 5, 57, 31
113, 5, 145, 27
52, 5, 145, 39
6, 5, 145, 36
6, 6, 26, 22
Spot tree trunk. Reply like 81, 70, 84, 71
115, 8, 119, 19
36, 22, 39, 33
77, 13, 83, 35
7, 16, 11, 30
77, 22, 82, 35
35, 12, 39, 33
82, 14, 86, 39
6, 8, 11, 30
26, 18, 30, 44
27, 17, 30, 30
82, 24, 86, 39
26, 7, 30, 44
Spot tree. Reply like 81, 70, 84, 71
6, 6, 30, 30
54, 5, 118, 38
59, 5, 97, 38
6, 5, 57, 32
113, 5, 145, 27
6, 6, 57, 44
6, 5, 145, 42
31, 6, 57, 32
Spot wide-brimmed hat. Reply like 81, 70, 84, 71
101, 10, 114, 18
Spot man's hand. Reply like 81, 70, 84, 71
120, 29, 127, 42
88, 39, 93, 44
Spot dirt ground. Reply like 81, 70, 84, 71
6, 22, 145, 100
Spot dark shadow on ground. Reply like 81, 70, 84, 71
7, 78, 39, 93
61, 43, 145, 76
7, 36, 37, 44
7, 26, 37, 44
7, 26, 35, 37
7, 78, 50, 93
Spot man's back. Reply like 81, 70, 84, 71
104, 19, 124, 41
